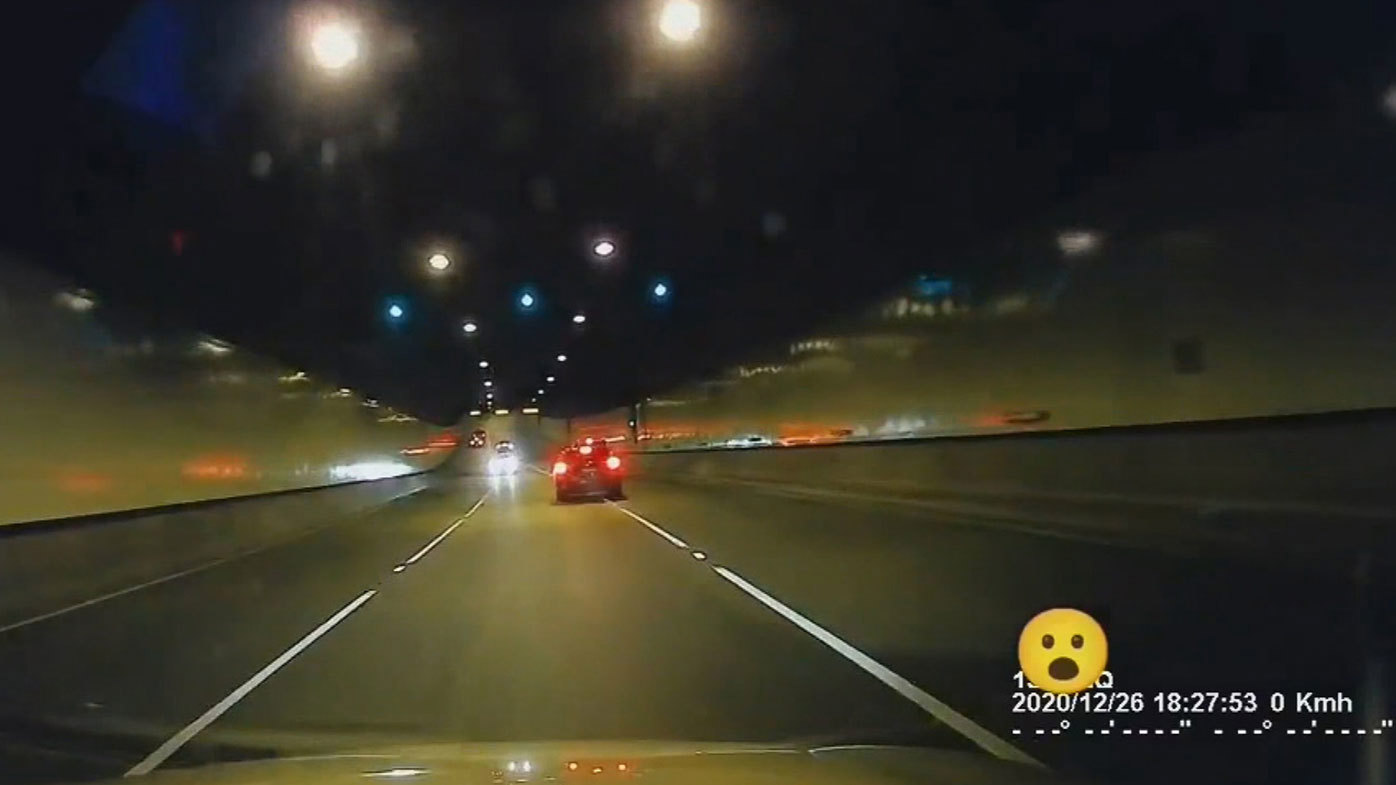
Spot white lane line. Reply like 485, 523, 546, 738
403, 494, 487, 565
0, 487, 428, 635
712, 566, 1042, 768
125, 589, 378, 776
608, 503, 689, 549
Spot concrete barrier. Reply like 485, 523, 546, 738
625, 411, 1396, 569
0, 474, 431, 631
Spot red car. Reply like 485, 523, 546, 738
552, 441, 624, 503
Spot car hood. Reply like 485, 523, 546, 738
121, 741, 1075, 785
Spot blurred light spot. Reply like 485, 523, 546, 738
427, 253, 451, 272
329, 461, 413, 481
556, 354, 568, 362
658, 0, 702, 43
522, 407, 540, 414
520, 292, 536, 309
363, 398, 381, 408
761, 212, 787, 239
250, 151, 273, 179
479, 360, 490, 369
310, 20, 361, 71
462, 320, 478, 334
572, 313, 587, 324
387, 303, 406, 321
400, 446, 431, 457
279, 370, 309, 383
495, 409, 510, 415
484, 380, 493, 388
546, 376, 556, 383
506, 762, 516, 773
692, 551, 707, 561
652, 281, 670, 299
617, 763, 628, 772
537, 389, 545, 395
592, 239, 616, 258
57, 470, 113, 494
592, 767, 603, 775
194, 338, 234, 357
55, 289, 98, 313
567, 763, 579, 772
321, 139, 339, 169
363, 768, 427, 779
469, 409, 483, 416
1056, 229, 1100, 257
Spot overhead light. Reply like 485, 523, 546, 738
658, 0, 702, 44
538, 388, 545, 395
427, 253, 451, 272
592, 239, 617, 258
522, 407, 540, 414
462, 320, 478, 334
556, 354, 568, 363
546, 376, 556, 383
484, 380, 493, 388
478, 360, 489, 369
652, 281, 670, 299
308, 18, 361, 72
572, 313, 587, 324
387, 303, 405, 320
519, 291, 536, 309
495, 409, 510, 415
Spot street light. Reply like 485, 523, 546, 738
462, 320, 478, 335
546, 376, 556, 383
484, 380, 494, 388
478, 360, 489, 369
658, 0, 703, 43
427, 253, 451, 272
309, 19, 361, 72
572, 313, 587, 325
592, 239, 617, 259
556, 354, 569, 363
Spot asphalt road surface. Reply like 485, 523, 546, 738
0, 469, 1385, 785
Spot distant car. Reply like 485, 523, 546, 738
468, 429, 487, 448
552, 441, 624, 502
488, 442, 520, 476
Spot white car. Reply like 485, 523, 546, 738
488, 443, 521, 475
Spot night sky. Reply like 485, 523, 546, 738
1, 0, 1387, 424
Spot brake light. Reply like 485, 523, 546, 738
605, 455, 621, 470
552, 461, 569, 475
579, 445, 593, 455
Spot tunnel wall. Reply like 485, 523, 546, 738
0, 474, 430, 628
0, 253, 455, 527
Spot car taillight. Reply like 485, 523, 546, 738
552, 461, 569, 475
605, 455, 622, 470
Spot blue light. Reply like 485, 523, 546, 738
520, 293, 535, 308
385, 300, 408, 323
650, 280, 672, 302
388, 304, 404, 319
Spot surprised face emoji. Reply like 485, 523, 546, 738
1018, 608, 1108, 694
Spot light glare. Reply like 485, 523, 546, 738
658, 0, 702, 43
310, 20, 361, 71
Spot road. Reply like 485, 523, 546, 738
0, 468, 1384, 785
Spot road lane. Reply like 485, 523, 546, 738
211, 473, 953, 750
610, 476, 1377, 785
0, 482, 489, 781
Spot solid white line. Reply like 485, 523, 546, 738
712, 566, 1042, 768
125, 589, 378, 776
608, 503, 689, 549
0, 487, 428, 635
404, 495, 487, 565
